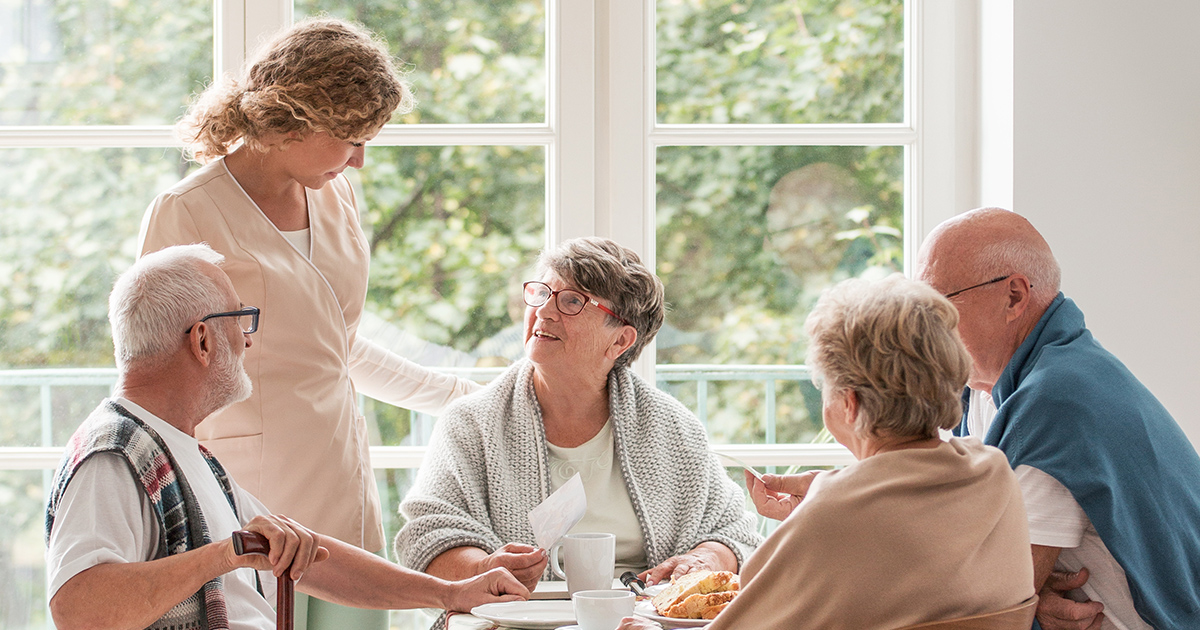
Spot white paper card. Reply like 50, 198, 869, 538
529, 472, 587, 550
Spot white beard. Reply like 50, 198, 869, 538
204, 333, 253, 414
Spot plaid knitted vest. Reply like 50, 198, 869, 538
46, 400, 237, 630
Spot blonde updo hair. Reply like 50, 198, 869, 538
805, 274, 971, 439
179, 17, 414, 162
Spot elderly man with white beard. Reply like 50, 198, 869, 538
44, 244, 527, 630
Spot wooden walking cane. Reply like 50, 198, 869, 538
232, 530, 295, 630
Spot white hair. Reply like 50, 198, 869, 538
973, 240, 1062, 304
109, 244, 227, 370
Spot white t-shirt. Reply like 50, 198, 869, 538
281, 228, 311, 259
969, 390, 1151, 630
547, 420, 647, 575
46, 398, 276, 630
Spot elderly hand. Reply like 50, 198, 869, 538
442, 567, 530, 612
476, 542, 548, 591
226, 514, 330, 581
639, 541, 737, 586
1036, 568, 1105, 630
746, 470, 820, 521
617, 616, 662, 629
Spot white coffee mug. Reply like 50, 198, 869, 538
572, 589, 635, 630
549, 532, 616, 595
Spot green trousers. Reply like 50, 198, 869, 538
290, 548, 388, 630
293, 592, 389, 630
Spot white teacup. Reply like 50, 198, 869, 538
572, 589, 635, 630
549, 532, 616, 595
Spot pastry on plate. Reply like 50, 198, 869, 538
650, 570, 739, 619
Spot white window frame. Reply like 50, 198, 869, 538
0, 0, 980, 471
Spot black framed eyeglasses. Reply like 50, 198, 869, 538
943, 275, 1018, 299
184, 306, 260, 335
523, 281, 631, 326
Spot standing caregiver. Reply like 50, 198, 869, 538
138, 18, 480, 629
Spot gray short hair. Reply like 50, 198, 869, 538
805, 274, 971, 439
536, 237, 665, 370
110, 244, 227, 369
974, 240, 1061, 305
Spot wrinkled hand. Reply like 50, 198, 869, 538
617, 616, 662, 629
477, 543, 548, 591
443, 567, 530, 612
639, 542, 735, 586
1036, 568, 1104, 630
226, 514, 330, 581
746, 470, 820, 521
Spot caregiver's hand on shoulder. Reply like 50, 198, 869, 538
746, 470, 819, 521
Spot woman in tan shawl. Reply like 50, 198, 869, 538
622, 274, 1034, 629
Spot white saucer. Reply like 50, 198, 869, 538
555, 626, 582, 630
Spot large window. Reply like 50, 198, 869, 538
0, 1, 969, 627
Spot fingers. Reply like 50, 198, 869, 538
243, 515, 328, 581
1045, 567, 1090, 591
643, 557, 681, 586
487, 546, 547, 591
483, 567, 531, 599
497, 542, 540, 554
762, 470, 819, 497
1036, 588, 1104, 630
747, 486, 799, 521
446, 567, 531, 612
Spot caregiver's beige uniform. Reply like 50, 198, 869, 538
139, 158, 478, 551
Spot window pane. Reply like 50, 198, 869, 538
0, 0, 213, 125
0, 470, 49, 629
352, 145, 544, 362
295, 0, 546, 124
0, 148, 195, 369
655, 145, 903, 442
656, 0, 904, 124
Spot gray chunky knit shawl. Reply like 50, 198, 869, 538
395, 359, 761, 575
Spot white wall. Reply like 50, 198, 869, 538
1012, 0, 1200, 445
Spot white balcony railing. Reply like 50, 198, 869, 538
0, 365, 852, 471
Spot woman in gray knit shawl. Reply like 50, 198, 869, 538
396, 237, 760, 594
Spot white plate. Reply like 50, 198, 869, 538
471, 600, 576, 629
633, 601, 712, 628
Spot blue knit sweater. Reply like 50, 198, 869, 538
960, 294, 1200, 629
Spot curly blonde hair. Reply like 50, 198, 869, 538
805, 274, 971, 439
179, 18, 414, 162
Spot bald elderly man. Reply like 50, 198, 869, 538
916, 208, 1200, 630
45, 244, 527, 629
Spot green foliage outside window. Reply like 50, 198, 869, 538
0, 1, 902, 626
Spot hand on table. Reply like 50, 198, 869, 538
224, 514, 330, 581
476, 542, 548, 591
443, 567, 529, 612
639, 541, 737, 586
1036, 568, 1105, 630
745, 470, 820, 521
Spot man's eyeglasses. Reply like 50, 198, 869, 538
523, 281, 631, 326
185, 306, 260, 335
943, 275, 1024, 299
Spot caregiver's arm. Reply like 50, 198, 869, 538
301, 536, 531, 611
